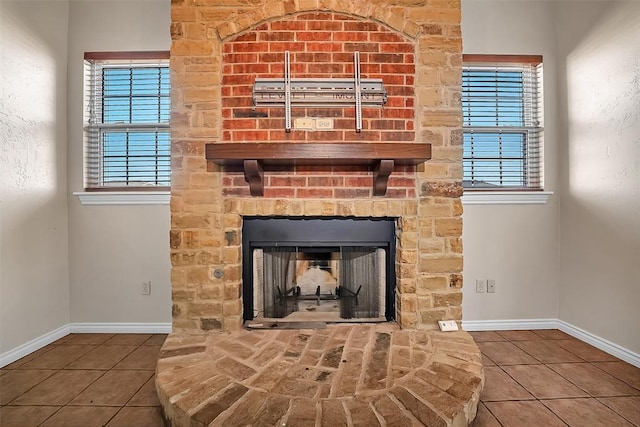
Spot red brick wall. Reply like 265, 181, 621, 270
221, 12, 417, 198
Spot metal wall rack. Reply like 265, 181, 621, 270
252, 51, 387, 132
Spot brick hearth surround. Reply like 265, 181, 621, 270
162, 1, 481, 425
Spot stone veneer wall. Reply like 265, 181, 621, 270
170, 0, 464, 332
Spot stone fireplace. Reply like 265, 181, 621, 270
169, 0, 465, 333
161, 3, 482, 426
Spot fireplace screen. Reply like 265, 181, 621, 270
255, 247, 385, 320
243, 217, 396, 323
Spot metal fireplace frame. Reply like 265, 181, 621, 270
241, 216, 397, 322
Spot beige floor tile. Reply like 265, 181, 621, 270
477, 341, 539, 365
11, 370, 105, 405
548, 363, 639, 397
594, 361, 640, 390
114, 345, 161, 370
2, 360, 28, 370
513, 340, 584, 363
39, 406, 120, 427
0, 369, 58, 405
50, 335, 74, 345
496, 330, 543, 341
2, 345, 56, 369
598, 396, 640, 425
67, 345, 138, 370
143, 334, 168, 346
106, 406, 165, 427
481, 353, 496, 367
480, 366, 534, 401
127, 377, 161, 406
502, 365, 589, 399
471, 403, 501, 427
104, 334, 153, 346
469, 331, 505, 342
532, 330, 573, 340
0, 405, 59, 427
484, 400, 566, 427
542, 397, 634, 426
555, 339, 620, 362
19, 345, 94, 369
62, 334, 115, 345
69, 370, 153, 406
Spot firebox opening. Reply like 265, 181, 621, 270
242, 217, 396, 323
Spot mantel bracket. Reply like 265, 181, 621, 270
373, 160, 395, 196
243, 160, 264, 196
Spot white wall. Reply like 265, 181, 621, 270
556, 1, 640, 354
0, 1, 71, 353
461, 0, 639, 355
460, 0, 561, 322
66, 0, 172, 324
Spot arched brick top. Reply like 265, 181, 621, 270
217, 7, 422, 42
219, 12, 417, 198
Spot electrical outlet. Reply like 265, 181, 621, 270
294, 117, 314, 130
141, 281, 151, 295
476, 279, 486, 293
487, 279, 496, 293
315, 118, 334, 129
438, 320, 459, 332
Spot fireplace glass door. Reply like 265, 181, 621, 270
339, 247, 382, 319
243, 217, 396, 322
255, 246, 385, 321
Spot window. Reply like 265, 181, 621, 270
462, 55, 543, 190
84, 52, 170, 190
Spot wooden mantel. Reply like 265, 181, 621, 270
205, 142, 432, 196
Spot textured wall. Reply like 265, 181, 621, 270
460, 0, 561, 323
66, 0, 172, 325
0, 0, 70, 353
557, 0, 640, 353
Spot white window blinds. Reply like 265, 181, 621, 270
84, 52, 170, 190
462, 55, 543, 190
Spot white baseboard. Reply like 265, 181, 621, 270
462, 318, 559, 331
0, 324, 71, 368
462, 318, 639, 368
557, 320, 640, 368
0, 322, 172, 368
69, 322, 172, 334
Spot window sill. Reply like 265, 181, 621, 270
74, 191, 170, 205
461, 191, 553, 205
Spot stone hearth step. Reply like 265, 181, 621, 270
156, 324, 484, 427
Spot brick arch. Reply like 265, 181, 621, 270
219, 12, 418, 198
216, 7, 422, 42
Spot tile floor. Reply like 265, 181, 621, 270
0, 330, 638, 427
0, 333, 166, 427
471, 330, 640, 427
